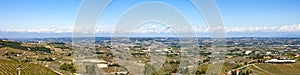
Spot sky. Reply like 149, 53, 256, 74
0, 0, 300, 38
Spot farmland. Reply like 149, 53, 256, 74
0, 40, 74, 75
244, 62, 300, 75
0, 59, 58, 75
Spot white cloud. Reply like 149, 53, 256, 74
193, 24, 300, 33
225, 26, 278, 32
1, 24, 300, 33
278, 24, 300, 32
2, 27, 73, 33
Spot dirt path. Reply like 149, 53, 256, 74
51, 69, 64, 75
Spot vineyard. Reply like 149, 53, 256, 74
0, 60, 58, 75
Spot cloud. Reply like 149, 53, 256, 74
2, 27, 73, 33
225, 24, 300, 32
278, 24, 300, 32
192, 24, 300, 33
225, 26, 278, 32
1, 24, 300, 34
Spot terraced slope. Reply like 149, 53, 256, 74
0, 60, 58, 75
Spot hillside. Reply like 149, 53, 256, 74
244, 62, 300, 75
0, 40, 51, 53
0, 59, 58, 75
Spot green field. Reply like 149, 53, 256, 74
245, 62, 300, 75
0, 60, 58, 75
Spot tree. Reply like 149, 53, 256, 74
242, 72, 246, 75
232, 71, 236, 75
246, 70, 249, 75
60, 63, 76, 73
244, 62, 248, 65
195, 69, 205, 74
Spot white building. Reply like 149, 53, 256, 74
245, 50, 252, 55
265, 59, 296, 63
97, 64, 108, 68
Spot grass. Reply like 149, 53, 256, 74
221, 62, 236, 73
244, 62, 300, 75
245, 66, 268, 75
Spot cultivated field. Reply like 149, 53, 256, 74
0, 59, 58, 75
245, 62, 300, 75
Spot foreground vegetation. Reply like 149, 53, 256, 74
0, 59, 58, 75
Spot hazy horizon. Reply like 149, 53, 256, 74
1, 0, 300, 38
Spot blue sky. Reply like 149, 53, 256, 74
217, 0, 300, 27
0, 0, 81, 29
0, 0, 300, 38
